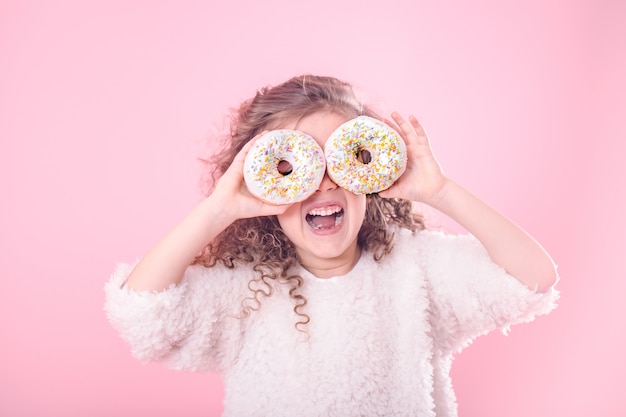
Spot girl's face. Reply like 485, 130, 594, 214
276, 111, 367, 278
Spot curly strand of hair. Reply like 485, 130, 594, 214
240, 265, 274, 315
239, 263, 310, 333
287, 275, 310, 332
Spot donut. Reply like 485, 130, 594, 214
325, 116, 407, 194
243, 130, 326, 204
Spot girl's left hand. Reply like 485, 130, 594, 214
378, 112, 448, 204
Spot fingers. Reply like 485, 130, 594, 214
389, 112, 429, 146
382, 116, 402, 134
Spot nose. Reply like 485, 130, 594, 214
317, 172, 338, 192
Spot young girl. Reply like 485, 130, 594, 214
105, 75, 559, 417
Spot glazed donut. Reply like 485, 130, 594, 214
325, 116, 407, 194
243, 130, 326, 204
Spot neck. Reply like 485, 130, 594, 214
298, 245, 362, 279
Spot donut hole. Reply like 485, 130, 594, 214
277, 160, 294, 176
356, 146, 372, 164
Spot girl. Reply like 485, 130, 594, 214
105, 75, 559, 417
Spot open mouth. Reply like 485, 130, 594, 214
305, 205, 344, 230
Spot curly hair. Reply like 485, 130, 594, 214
193, 74, 424, 330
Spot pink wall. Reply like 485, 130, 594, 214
1, 1, 624, 416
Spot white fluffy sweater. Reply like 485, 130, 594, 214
104, 229, 558, 417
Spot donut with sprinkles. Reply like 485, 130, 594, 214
244, 130, 326, 204
325, 116, 407, 194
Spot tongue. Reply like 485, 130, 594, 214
310, 215, 336, 229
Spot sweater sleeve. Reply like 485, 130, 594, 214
413, 229, 559, 354
103, 262, 245, 372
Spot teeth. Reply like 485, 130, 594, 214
305, 206, 344, 230
308, 206, 342, 216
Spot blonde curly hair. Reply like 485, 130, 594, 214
194, 75, 424, 329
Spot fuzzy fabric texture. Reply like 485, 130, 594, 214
104, 229, 559, 417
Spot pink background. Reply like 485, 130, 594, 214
1, 1, 625, 416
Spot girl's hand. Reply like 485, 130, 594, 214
381, 113, 557, 291
378, 113, 448, 204
210, 133, 293, 221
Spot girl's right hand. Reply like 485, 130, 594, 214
124, 132, 293, 292
209, 133, 294, 222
